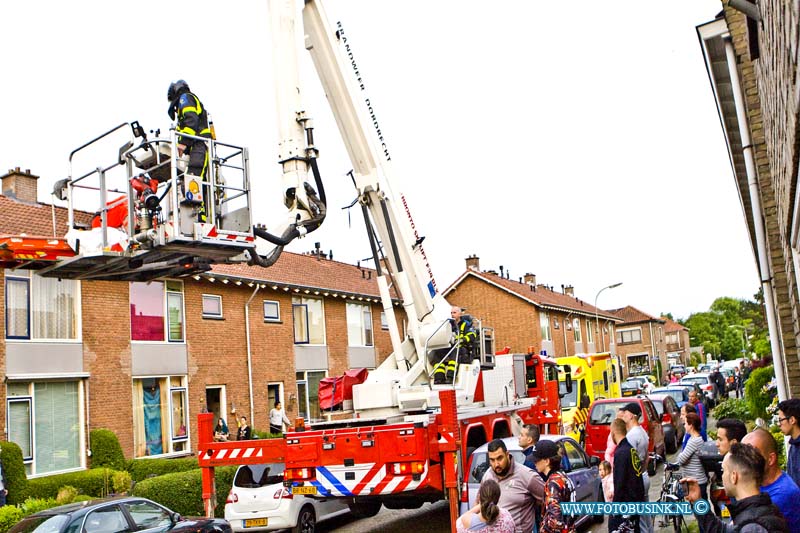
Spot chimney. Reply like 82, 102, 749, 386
565, 285, 574, 297
465, 254, 480, 271
1, 167, 39, 203
523, 273, 536, 285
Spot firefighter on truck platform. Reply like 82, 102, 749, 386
432, 306, 478, 384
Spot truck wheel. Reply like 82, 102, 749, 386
348, 499, 382, 518
292, 505, 316, 533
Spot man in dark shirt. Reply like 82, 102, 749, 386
609, 418, 645, 533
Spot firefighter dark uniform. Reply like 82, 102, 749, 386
167, 80, 212, 219
432, 317, 477, 384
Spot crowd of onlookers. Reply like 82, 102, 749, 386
455, 396, 800, 533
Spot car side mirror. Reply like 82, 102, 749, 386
589, 456, 600, 467
171, 512, 181, 524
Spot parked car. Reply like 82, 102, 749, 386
584, 397, 666, 475
225, 462, 349, 532
8, 496, 232, 533
646, 393, 685, 454
719, 367, 736, 393
670, 365, 688, 379
621, 379, 644, 397
625, 376, 655, 394
680, 373, 717, 407
462, 435, 603, 527
651, 386, 690, 409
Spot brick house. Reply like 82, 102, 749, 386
608, 306, 667, 381
662, 317, 691, 368
0, 168, 400, 476
697, 4, 800, 397
443, 256, 622, 358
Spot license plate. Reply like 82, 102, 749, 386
244, 518, 268, 527
292, 486, 317, 495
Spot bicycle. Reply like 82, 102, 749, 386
656, 461, 690, 533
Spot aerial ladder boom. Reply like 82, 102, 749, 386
290, 1, 469, 414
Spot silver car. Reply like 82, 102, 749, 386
461, 435, 603, 529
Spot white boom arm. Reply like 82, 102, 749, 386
269, 0, 484, 415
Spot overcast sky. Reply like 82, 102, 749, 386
0, 1, 755, 320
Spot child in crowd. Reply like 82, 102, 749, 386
600, 460, 614, 501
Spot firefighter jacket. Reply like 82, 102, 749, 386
174, 92, 211, 146
453, 318, 477, 351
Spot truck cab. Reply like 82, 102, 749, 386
557, 353, 622, 442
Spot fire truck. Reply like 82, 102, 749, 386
0, 0, 567, 527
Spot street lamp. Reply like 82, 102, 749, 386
728, 324, 750, 357
594, 282, 622, 352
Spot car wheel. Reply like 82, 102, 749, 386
348, 498, 382, 518
292, 504, 316, 533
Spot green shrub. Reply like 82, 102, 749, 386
251, 429, 283, 439
132, 466, 236, 518
772, 427, 786, 470
712, 397, 752, 421
89, 429, 126, 471
112, 471, 132, 495
744, 366, 775, 420
73, 494, 93, 503
27, 468, 117, 499
125, 457, 199, 483
0, 441, 29, 505
0, 505, 23, 532
20, 497, 58, 515
56, 486, 78, 505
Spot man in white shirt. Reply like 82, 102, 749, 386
269, 401, 292, 434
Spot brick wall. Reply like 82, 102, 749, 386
724, 1, 800, 396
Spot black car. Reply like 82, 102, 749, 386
8, 496, 232, 533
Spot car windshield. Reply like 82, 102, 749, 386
233, 463, 286, 488
8, 515, 70, 533
681, 377, 707, 385
621, 382, 639, 389
468, 450, 525, 483
589, 401, 629, 425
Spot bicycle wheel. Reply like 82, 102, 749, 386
672, 513, 689, 533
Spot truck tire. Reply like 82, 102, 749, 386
348, 499, 382, 518
292, 505, 316, 533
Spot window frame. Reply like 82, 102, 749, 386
5, 276, 30, 340
540, 311, 552, 341
7, 396, 33, 462
132, 376, 191, 458
585, 319, 594, 344
292, 296, 325, 345
346, 302, 374, 347
617, 327, 643, 345
573, 318, 582, 342
263, 300, 280, 322
130, 280, 185, 343
5, 271, 81, 342
201, 294, 223, 319
296, 370, 327, 423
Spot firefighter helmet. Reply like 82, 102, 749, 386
167, 80, 190, 102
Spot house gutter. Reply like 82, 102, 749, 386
724, 37, 788, 402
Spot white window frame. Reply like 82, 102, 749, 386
296, 370, 328, 423
201, 294, 223, 319
4, 270, 81, 342
617, 327, 643, 345
346, 302, 374, 347
573, 318, 582, 342
6, 380, 85, 477
540, 311, 552, 341
263, 300, 281, 322
586, 319, 594, 344
132, 376, 190, 458
380, 311, 389, 330
292, 296, 326, 345
130, 280, 185, 343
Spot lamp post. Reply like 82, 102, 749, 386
728, 324, 750, 357
594, 282, 622, 352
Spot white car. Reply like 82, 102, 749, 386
225, 463, 349, 532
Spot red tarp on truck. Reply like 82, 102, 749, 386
319, 368, 368, 410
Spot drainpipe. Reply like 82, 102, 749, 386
245, 284, 261, 423
724, 38, 789, 402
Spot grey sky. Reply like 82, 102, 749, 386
0, 1, 754, 320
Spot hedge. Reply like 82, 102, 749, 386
0, 441, 29, 505
89, 429, 126, 471
712, 397, 752, 422
125, 457, 199, 483
0, 506, 23, 532
26, 468, 118, 500
744, 365, 775, 420
132, 466, 237, 518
